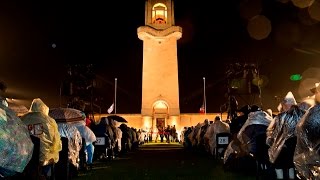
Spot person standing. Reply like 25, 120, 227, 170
70, 119, 96, 169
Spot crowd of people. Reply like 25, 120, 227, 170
180, 116, 230, 157
2, 79, 320, 179
180, 85, 320, 180
0, 82, 143, 179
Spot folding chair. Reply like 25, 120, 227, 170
93, 134, 112, 161
254, 133, 271, 180
215, 132, 232, 160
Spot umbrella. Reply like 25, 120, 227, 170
107, 115, 128, 123
49, 107, 84, 122
8, 102, 29, 116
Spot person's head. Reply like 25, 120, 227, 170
298, 101, 313, 111
250, 104, 261, 112
265, 109, 273, 117
237, 105, 251, 115
0, 81, 8, 107
0, 81, 7, 95
280, 91, 297, 112
0, 96, 8, 107
214, 116, 221, 122
30, 98, 49, 115
204, 119, 209, 124
310, 83, 320, 104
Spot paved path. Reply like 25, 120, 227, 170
74, 143, 255, 180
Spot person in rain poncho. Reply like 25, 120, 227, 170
180, 127, 187, 145
294, 83, 320, 179
204, 116, 230, 156
68, 118, 96, 167
188, 123, 202, 148
183, 127, 192, 149
298, 95, 315, 112
266, 91, 305, 180
57, 123, 82, 168
0, 84, 33, 177
113, 120, 122, 155
119, 123, 130, 153
197, 119, 210, 150
237, 105, 272, 156
229, 105, 251, 136
20, 98, 62, 177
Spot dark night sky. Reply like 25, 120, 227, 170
1, 0, 320, 114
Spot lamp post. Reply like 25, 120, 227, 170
115, 78, 117, 114
203, 77, 206, 114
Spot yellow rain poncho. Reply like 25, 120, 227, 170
20, 98, 62, 166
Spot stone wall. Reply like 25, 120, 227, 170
94, 113, 228, 131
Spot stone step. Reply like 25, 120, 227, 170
139, 142, 183, 150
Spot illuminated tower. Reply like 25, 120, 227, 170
138, 0, 182, 132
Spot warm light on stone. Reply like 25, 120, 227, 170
94, 1, 231, 133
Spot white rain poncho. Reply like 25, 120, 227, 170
266, 105, 305, 164
294, 103, 320, 179
204, 120, 230, 155
188, 123, 202, 147
20, 99, 62, 166
68, 121, 96, 145
223, 138, 244, 165
115, 127, 123, 151
298, 96, 315, 111
180, 127, 186, 144
197, 120, 209, 146
237, 110, 272, 154
0, 103, 33, 175
57, 123, 82, 167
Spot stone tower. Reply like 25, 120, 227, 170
138, 0, 182, 133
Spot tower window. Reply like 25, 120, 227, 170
152, 3, 167, 24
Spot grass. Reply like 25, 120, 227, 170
74, 143, 256, 180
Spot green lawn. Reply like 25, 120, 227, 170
74, 143, 256, 180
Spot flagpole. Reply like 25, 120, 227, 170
115, 78, 117, 114
203, 77, 206, 114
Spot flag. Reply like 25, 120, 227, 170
107, 103, 114, 114
199, 104, 205, 114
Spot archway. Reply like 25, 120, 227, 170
152, 3, 167, 24
152, 100, 169, 131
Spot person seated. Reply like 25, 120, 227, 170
294, 83, 320, 179
204, 116, 230, 156
237, 105, 272, 157
0, 86, 33, 178
230, 105, 250, 137
21, 98, 62, 179
197, 119, 210, 151
267, 92, 303, 180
